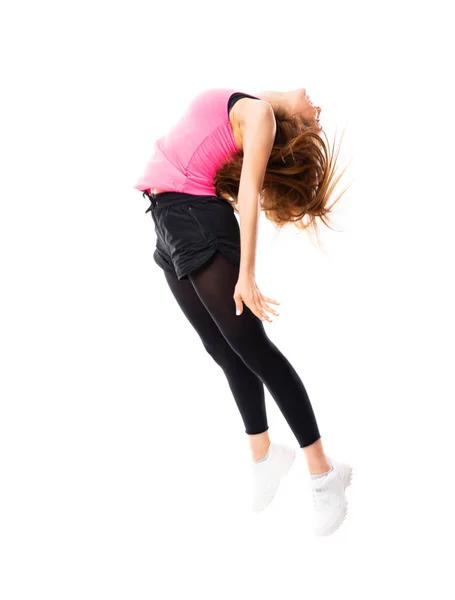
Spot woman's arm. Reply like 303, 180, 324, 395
233, 100, 280, 322
237, 100, 276, 277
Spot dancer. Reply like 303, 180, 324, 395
134, 88, 352, 536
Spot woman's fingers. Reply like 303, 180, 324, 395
248, 294, 266, 322
259, 294, 280, 321
250, 301, 264, 321
259, 293, 279, 318
254, 292, 270, 322
262, 296, 280, 305
253, 297, 279, 322
261, 298, 279, 316
235, 287, 280, 323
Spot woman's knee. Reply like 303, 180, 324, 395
224, 327, 276, 375
201, 336, 237, 370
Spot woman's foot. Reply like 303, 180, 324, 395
251, 442, 296, 513
310, 457, 353, 536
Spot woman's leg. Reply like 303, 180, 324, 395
162, 268, 270, 460
188, 251, 329, 473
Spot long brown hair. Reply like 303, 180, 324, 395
214, 105, 352, 245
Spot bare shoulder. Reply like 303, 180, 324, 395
229, 97, 275, 151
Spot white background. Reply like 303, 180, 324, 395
1, 0, 454, 598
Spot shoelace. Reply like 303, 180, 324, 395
311, 477, 331, 511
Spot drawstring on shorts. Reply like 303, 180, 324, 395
143, 190, 157, 214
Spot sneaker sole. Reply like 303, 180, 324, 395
315, 464, 353, 537
252, 447, 296, 513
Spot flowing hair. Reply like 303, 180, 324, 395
213, 105, 352, 246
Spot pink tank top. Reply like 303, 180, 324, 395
133, 88, 259, 196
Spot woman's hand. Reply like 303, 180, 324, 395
233, 273, 280, 322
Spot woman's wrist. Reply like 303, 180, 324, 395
238, 265, 256, 281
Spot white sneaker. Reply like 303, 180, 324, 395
310, 457, 353, 536
251, 442, 296, 513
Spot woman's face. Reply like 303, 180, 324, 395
291, 88, 321, 126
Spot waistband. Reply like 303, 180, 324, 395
143, 190, 219, 213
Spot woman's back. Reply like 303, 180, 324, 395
134, 88, 260, 196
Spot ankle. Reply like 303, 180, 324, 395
308, 458, 331, 476
252, 442, 271, 462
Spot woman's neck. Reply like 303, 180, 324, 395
254, 90, 289, 114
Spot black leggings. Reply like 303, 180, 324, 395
163, 250, 321, 448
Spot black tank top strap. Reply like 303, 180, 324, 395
227, 92, 261, 115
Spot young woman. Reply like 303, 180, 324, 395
134, 87, 352, 536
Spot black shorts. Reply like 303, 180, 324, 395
144, 191, 241, 280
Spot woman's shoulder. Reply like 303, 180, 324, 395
188, 88, 262, 111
